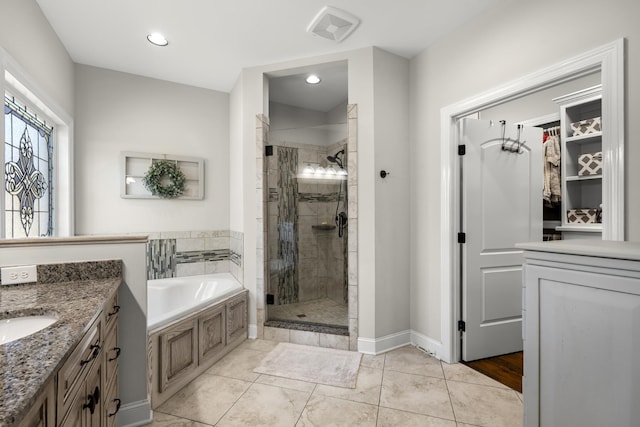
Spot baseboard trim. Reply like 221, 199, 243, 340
248, 323, 258, 339
117, 399, 152, 427
411, 330, 444, 361
357, 330, 411, 355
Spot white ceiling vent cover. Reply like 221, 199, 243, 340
307, 6, 360, 43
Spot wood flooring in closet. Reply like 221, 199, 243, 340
463, 351, 523, 393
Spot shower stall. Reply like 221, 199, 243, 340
265, 116, 349, 331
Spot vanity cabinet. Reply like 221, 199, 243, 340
57, 316, 102, 423
103, 293, 121, 426
19, 379, 55, 427
17, 287, 121, 427
520, 241, 640, 427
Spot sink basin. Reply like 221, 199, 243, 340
0, 315, 58, 345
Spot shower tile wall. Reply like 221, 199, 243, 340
267, 141, 347, 306
145, 230, 244, 282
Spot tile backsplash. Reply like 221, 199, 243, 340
146, 230, 243, 283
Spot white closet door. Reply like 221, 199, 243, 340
461, 118, 542, 361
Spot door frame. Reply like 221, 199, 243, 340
439, 39, 625, 363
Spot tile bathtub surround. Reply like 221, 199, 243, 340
145, 230, 243, 280
149, 340, 523, 427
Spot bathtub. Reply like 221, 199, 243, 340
147, 272, 244, 332
147, 272, 248, 408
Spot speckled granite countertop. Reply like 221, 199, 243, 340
0, 261, 122, 426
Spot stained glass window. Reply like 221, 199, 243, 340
4, 95, 53, 238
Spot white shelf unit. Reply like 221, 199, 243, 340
554, 85, 603, 238
121, 152, 204, 199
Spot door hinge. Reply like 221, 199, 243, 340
458, 145, 466, 155
265, 145, 273, 156
458, 320, 466, 332
457, 232, 466, 244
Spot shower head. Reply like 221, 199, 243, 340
327, 149, 345, 168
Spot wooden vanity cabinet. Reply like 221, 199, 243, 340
59, 362, 102, 427
19, 379, 55, 427
102, 293, 121, 426
18, 287, 120, 427
56, 317, 102, 423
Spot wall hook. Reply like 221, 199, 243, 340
380, 170, 390, 178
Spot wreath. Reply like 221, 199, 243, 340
142, 160, 186, 199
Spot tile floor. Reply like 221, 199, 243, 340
267, 298, 348, 327
148, 339, 523, 427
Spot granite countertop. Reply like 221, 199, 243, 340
0, 275, 121, 426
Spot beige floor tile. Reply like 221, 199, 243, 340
146, 412, 212, 426
156, 374, 250, 425
377, 407, 457, 427
447, 381, 522, 427
384, 345, 444, 378
380, 370, 454, 420
238, 338, 280, 352
296, 394, 378, 427
442, 362, 509, 389
360, 353, 385, 370
256, 374, 317, 393
313, 366, 382, 405
217, 382, 310, 426
204, 347, 265, 381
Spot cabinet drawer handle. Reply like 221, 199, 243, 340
83, 394, 95, 414
80, 344, 101, 366
108, 398, 121, 417
92, 386, 100, 403
107, 305, 120, 319
108, 347, 121, 362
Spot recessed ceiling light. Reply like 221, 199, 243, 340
147, 32, 168, 47
305, 74, 321, 84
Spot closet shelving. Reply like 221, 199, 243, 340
554, 85, 603, 238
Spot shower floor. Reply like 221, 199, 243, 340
268, 297, 348, 327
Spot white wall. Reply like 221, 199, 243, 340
0, 0, 74, 115
229, 74, 244, 232
372, 48, 411, 337
409, 0, 640, 345
480, 72, 601, 123
74, 64, 230, 234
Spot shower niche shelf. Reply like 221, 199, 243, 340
121, 151, 204, 199
311, 224, 336, 231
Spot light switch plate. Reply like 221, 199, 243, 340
1, 265, 38, 285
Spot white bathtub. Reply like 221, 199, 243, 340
147, 272, 244, 331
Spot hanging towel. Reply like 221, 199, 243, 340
543, 135, 561, 205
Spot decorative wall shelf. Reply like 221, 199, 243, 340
121, 152, 204, 199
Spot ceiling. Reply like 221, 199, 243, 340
36, 0, 503, 99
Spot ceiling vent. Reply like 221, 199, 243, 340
307, 6, 360, 43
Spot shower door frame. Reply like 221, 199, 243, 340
256, 104, 359, 350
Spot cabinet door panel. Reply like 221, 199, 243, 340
159, 319, 197, 392
198, 305, 226, 365
226, 292, 248, 344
